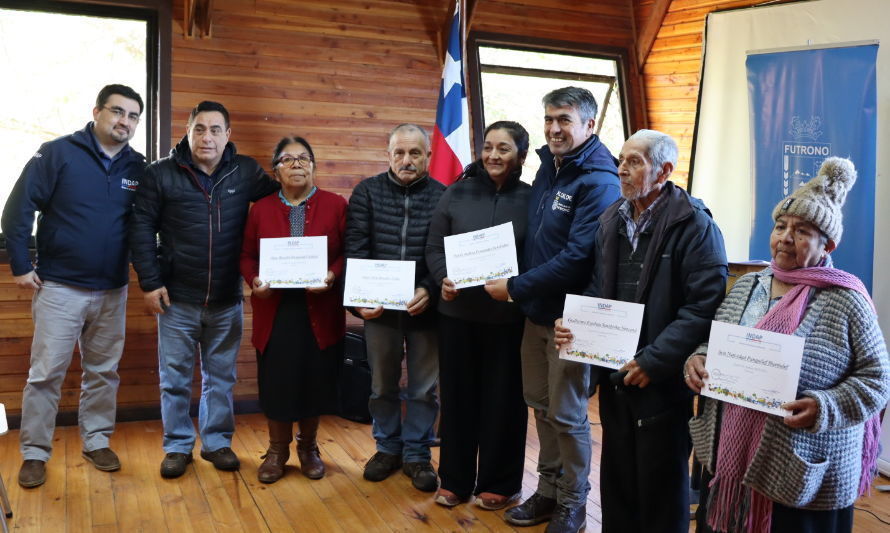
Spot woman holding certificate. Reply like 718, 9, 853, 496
240, 136, 347, 484
425, 121, 532, 509
684, 157, 890, 533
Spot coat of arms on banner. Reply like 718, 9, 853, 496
782, 116, 831, 195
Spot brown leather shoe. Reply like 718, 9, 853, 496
296, 417, 325, 480
19, 459, 46, 488
258, 419, 292, 484
83, 448, 121, 471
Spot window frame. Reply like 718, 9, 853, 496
466, 31, 635, 158
0, 0, 170, 251
1, 0, 172, 161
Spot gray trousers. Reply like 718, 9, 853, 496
20, 280, 127, 461
363, 319, 438, 462
520, 319, 592, 507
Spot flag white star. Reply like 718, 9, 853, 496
441, 52, 462, 97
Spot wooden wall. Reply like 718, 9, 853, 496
637, 0, 799, 188
0, 0, 641, 419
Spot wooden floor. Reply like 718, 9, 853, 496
1, 400, 889, 532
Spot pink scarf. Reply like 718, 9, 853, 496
706, 261, 880, 533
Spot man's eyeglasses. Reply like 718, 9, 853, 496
104, 106, 141, 123
276, 154, 313, 168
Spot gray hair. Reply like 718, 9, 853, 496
627, 129, 678, 172
542, 87, 599, 123
388, 123, 430, 151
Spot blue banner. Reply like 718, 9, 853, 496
747, 44, 877, 290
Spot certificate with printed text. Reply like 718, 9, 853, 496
701, 320, 804, 416
343, 258, 415, 311
558, 294, 645, 369
259, 236, 327, 288
444, 222, 519, 288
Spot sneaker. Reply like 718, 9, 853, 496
200, 447, 240, 471
544, 503, 586, 533
18, 459, 46, 488
160, 452, 193, 478
475, 491, 521, 511
504, 492, 557, 526
82, 448, 121, 472
363, 451, 402, 482
402, 461, 438, 492
434, 488, 464, 507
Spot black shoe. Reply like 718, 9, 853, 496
504, 493, 558, 526
544, 504, 586, 533
363, 451, 402, 481
402, 461, 438, 492
160, 453, 193, 478
200, 447, 240, 471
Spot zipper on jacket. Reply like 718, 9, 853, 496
400, 187, 410, 260
533, 167, 561, 246
490, 192, 500, 227
201, 165, 239, 306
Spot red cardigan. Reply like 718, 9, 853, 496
240, 189, 347, 352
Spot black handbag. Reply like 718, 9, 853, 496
338, 327, 372, 424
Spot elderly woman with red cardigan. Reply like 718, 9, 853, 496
240, 135, 347, 484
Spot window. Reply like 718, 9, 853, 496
468, 35, 630, 182
0, 0, 168, 245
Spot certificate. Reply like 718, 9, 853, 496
444, 222, 519, 289
701, 321, 804, 416
343, 258, 415, 311
558, 294, 645, 369
259, 236, 327, 288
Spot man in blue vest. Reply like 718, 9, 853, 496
2, 84, 146, 488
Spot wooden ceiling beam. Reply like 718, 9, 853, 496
184, 0, 213, 39
466, 0, 479, 32
635, 0, 671, 69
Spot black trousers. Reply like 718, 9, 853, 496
437, 314, 527, 498
599, 381, 691, 533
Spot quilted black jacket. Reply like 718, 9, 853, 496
345, 170, 445, 328
129, 136, 278, 306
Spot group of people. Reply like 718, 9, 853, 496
2, 82, 888, 533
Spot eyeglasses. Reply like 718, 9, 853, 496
103, 106, 141, 123
276, 154, 313, 168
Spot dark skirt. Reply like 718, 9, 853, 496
257, 290, 341, 421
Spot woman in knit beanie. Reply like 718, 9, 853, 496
684, 157, 890, 533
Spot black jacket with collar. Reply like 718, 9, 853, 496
425, 162, 531, 324
129, 136, 278, 306
345, 170, 446, 329
587, 181, 728, 407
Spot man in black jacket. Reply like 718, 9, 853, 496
557, 130, 727, 533
2, 84, 145, 488
345, 124, 445, 492
129, 101, 278, 479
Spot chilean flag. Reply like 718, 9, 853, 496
429, 3, 472, 185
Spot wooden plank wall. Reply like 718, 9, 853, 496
638, 0, 799, 188
0, 0, 640, 418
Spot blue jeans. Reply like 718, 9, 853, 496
157, 300, 242, 453
363, 319, 438, 462
20, 281, 127, 461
